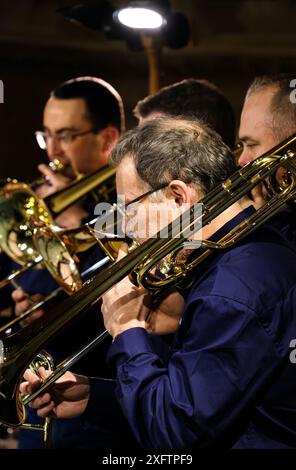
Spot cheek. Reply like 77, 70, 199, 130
255, 129, 278, 156
255, 140, 276, 159
69, 140, 101, 170
264, 134, 278, 153
66, 146, 83, 170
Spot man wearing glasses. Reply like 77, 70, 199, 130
34, 76, 124, 228
9, 77, 139, 450
12, 77, 238, 449
23, 116, 296, 450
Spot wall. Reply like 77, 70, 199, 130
0, 0, 296, 179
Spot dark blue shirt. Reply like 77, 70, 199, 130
91, 206, 296, 449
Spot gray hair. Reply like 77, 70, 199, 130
109, 116, 236, 195
246, 73, 296, 141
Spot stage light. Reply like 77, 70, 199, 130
114, 2, 166, 30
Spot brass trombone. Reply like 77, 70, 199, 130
0, 217, 117, 335
1, 133, 296, 428
0, 164, 116, 289
0, 158, 64, 288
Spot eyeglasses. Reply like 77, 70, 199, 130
35, 128, 97, 150
118, 183, 169, 212
95, 183, 169, 240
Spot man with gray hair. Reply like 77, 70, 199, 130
22, 116, 296, 449
14, 77, 236, 450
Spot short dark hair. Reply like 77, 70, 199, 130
51, 76, 125, 133
133, 78, 235, 149
110, 116, 236, 195
246, 73, 296, 141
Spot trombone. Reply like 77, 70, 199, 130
0, 167, 116, 444
1, 132, 296, 428
0, 215, 119, 335
0, 158, 64, 288
0, 164, 116, 289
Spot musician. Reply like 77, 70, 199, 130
12, 76, 123, 322
238, 73, 296, 243
239, 73, 295, 168
10, 77, 138, 449
10, 76, 238, 449
1, 77, 236, 326
22, 117, 296, 449
33, 76, 124, 228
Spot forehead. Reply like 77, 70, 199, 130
239, 86, 277, 136
116, 156, 146, 198
43, 97, 90, 130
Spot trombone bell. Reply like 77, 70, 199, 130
0, 181, 52, 266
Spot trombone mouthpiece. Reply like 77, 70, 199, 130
48, 159, 64, 172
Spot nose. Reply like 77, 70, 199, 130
238, 147, 253, 168
46, 136, 64, 159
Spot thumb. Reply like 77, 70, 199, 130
11, 288, 26, 302
36, 366, 53, 381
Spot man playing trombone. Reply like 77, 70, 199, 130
8, 76, 139, 449
11, 77, 238, 449
22, 116, 296, 449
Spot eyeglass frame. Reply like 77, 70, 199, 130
34, 127, 99, 149
125, 183, 169, 207
116, 183, 169, 215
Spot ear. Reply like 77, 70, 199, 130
167, 180, 195, 206
99, 126, 120, 159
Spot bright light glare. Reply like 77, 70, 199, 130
36, 133, 46, 150
117, 7, 165, 29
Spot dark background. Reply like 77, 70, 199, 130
0, 0, 296, 180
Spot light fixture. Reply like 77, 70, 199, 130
113, 2, 167, 30
57, 1, 189, 49
57, 1, 190, 93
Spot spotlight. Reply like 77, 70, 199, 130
57, 1, 190, 93
113, 1, 167, 30
57, 1, 189, 49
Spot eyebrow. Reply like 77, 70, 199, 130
43, 126, 79, 134
238, 135, 259, 143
